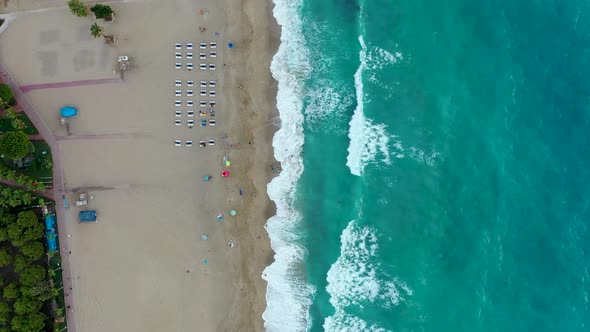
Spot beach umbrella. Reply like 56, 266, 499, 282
230, 209, 237, 216
216, 213, 223, 221
225, 160, 231, 167
221, 170, 230, 177
228, 42, 234, 48
204, 175, 211, 181
201, 234, 208, 240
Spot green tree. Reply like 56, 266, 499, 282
38, 153, 52, 170
0, 302, 10, 325
67, 0, 87, 17
0, 249, 13, 267
90, 23, 103, 38
20, 241, 44, 260
90, 4, 114, 19
0, 227, 7, 242
0, 84, 14, 106
0, 131, 30, 159
7, 211, 43, 247
20, 281, 53, 301
3, 283, 19, 299
14, 255, 29, 272
11, 312, 45, 332
13, 297, 42, 315
3, 107, 17, 120
19, 265, 45, 286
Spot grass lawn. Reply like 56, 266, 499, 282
0, 112, 39, 135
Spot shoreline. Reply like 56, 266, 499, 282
221, 0, 280, 329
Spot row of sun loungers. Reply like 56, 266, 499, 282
175, 80, 216, 87
175, 90, 216, 97
175, 52, 217, 59
175, 42, 217, 50
175, 119, 216, 126
175, 110, 215, 117
175, 63, 216, 70
174, 139, 216, 147
174, 100, 216, 107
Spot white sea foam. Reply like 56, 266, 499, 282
263, 0, 316, 331
304, 80, 354, 133
324, 221, 412, 331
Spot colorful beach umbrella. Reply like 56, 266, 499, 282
221, 170, 230, 177
230, 209, 237, 216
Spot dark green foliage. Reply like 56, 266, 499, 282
0, 84, 15, 107
0, 249, 12, 267
67, 0, 87, 17
19, 241, 44, 260
20, 281, 53, 302
0, 131, 30, 159
0, 185, 35, 208
2, 283, 19, 299
0, 302, 10, 325
6, 211, 43, 247
19, 265, 45, 286
90, 4, 113, 19
11, 312, 45, 332
13, 255, 29, 272
13, 297, 42, 315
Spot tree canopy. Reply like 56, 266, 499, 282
2, 283, 19, 299
0, 249, 13, 267
67, 0, 87, 17
0, 84, 15, 107
19, 241, 44, 260
11, 312, 45, 332
0, 131, 30, 159
0, 302, 10, 325
6, 211, 43, 247
19, 265, 46, 286
13, 297, 42, 315
90, 23, 103, 38
91, 4, 114, 19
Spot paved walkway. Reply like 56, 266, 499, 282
20, 78, 123, 93
0, 62, 77, 332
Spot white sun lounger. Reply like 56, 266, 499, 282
187, 110, 194, 117
209, 64, 216, 71
175, 80, 181, 87
209, 81, 216, 87
187, 119, 195, 127
175, 140, 182, 146
175, 63, 182, 69
175, 90, 181, 97
210, 51, 217, 58
209, 119, 216, 126
187, 100, 194, 107
200, 43, 207, 49
175, 119, 181, 126
175, 43, 181, 49
210, 42, 217, 49
200, 90, 207, 96
208, 139, 215, 146
209, 90, 216, 97
187, 80, 194, 87
187, 52, 193, 59
209, 101, 216, 107
186, 140, 193, 147
200, 101, 207, 107
200, 81, 207, 88
175, 52, 182, 59
175, 110, 182, 117
187, 90, 194, 97
199, 140, 206, 147
174, 100, 181, 106
187, 43, 194, 50
200, 53, 206, 60
187, 63, 194, 70
199, 64, 207, 70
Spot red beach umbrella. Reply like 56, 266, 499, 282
221, 170, 230, 177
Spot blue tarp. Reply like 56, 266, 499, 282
60, 106, 78, 118
79, 210, 97, 222
44, 215, 57, 253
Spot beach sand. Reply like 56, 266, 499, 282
0, 0, 278, 331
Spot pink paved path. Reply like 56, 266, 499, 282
20, 77, 122, 92
0, 64, 77, 332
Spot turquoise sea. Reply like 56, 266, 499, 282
263, 0, 590, 331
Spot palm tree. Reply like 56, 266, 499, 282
90, 23, 103, 38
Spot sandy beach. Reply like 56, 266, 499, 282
0, 0, 278, 330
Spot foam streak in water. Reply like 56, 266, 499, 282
263, 0, 316, 331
